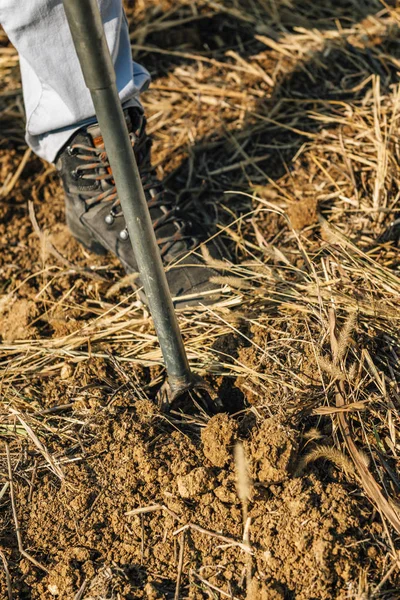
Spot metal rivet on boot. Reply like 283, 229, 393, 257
105, 213, 114, 225
119, 228, 129, 240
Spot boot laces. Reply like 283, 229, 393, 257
68, 126, 193, 258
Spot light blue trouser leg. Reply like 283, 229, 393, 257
0, 0, 150, 163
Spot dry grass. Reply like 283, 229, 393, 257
0, 0, 400, 598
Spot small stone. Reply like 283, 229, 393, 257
177, 467, 216, 499
214, 485, 238, 504
144, 582, 165, 599
48, 584, 59, 596
60, 363, 73, 379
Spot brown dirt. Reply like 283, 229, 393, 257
1, 399, 384, 600
287, 196, 318, 231
247, 417, 298, 484
201, 413, 238, 468
0, 298, 38, 343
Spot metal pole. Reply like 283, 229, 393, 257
62, 0, 192, 395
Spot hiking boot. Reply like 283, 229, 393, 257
55, 108, 225, 307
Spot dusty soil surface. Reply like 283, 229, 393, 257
0, 395, 387, 600
1, 1, 400, 599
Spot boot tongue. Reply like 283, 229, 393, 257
87, 123, 104, 149
87, 112, 134, 149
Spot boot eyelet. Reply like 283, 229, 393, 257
105, 213, 114, 225
119, 229, 129, 241
71, 169, 81, 180
67, 145, 77, 157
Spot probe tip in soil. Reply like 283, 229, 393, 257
158, 373, 223, 414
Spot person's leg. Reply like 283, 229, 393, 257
0, 0, 149, 163
0, 0, 224, 306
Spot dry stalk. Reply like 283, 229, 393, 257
0, 550, 13, 600
125, 503, 180, 520
234, 442, 252, 592
0, 147, 31, 198
0, 481, 10, 501
9, 409, 64, 480
140, 514, 145, 566
210, 275, 253, 290
5, 443, 48, 573
328, 308, 400, 535
370, 558, 400, 597
312, 400, 369, 415
190, 570, 241, 600
105, 272, 140, 297
173, 522, 252, 555
73, 578, 88, 600
234, 442, 251, 529
126, 503, 252, 555
174, 531, 185, 600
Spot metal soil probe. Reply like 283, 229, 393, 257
62, 0, 216, 406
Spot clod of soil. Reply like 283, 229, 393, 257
248, 417, 298, 484
287, 196, 318, 230
201, 412, 238, 467
247, 578, 285, 600
177, 466, 216, 499
0, 297, 38, 342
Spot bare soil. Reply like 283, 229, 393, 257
2, 395, 385, 600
